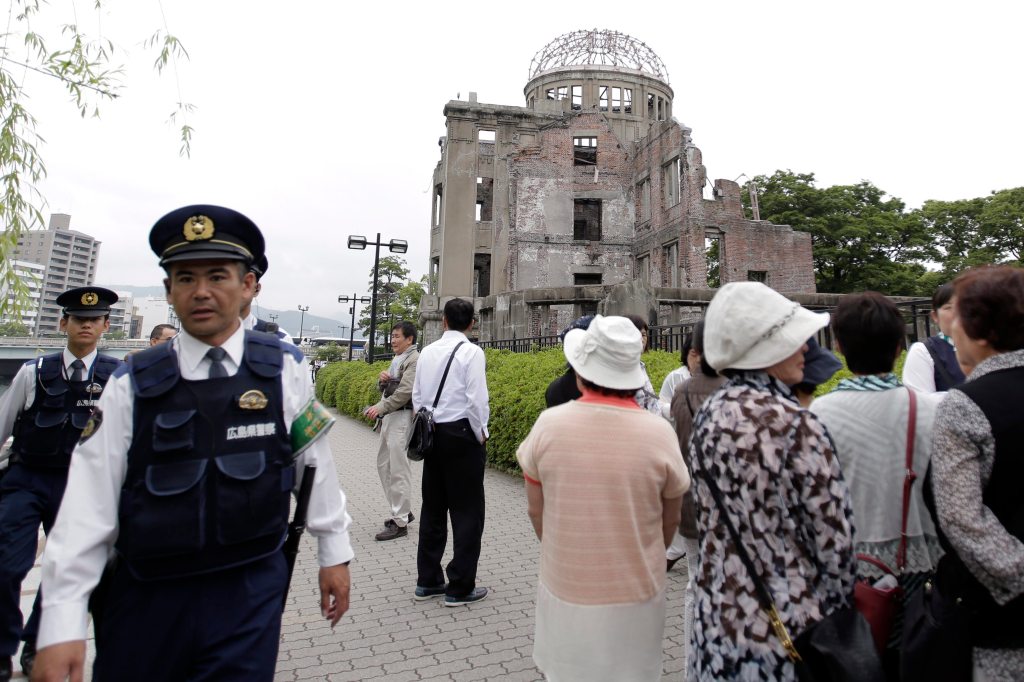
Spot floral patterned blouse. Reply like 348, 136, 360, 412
687, 371, 857, 681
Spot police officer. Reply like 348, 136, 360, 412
242, 254, 293, 341
0, 287, 120, 681
32, 205, 354, 682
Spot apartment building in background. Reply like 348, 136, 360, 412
1, 260, 46, 334
13, 213, 101, 335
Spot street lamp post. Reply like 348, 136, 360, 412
338, 293, 371, 361
347, 232, 408, 363
297, 305, 309, 344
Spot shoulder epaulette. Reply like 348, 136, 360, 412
129, 342, 180, 398
93, 354, 123, 382
244, 330, 285, 378
34, 353, 66, 388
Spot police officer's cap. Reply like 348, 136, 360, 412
149, 205, 265, 267
251, 254, 269, 280
56, 287, 118, 318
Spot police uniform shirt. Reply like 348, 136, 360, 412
0, 348, 100, 446
36, 323, 354, 649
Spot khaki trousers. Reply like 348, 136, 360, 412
377, 409, 413, 526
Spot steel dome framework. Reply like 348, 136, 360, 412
528, 29, 669, 83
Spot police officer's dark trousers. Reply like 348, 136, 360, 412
417, 419, 486, 597
0, 462, 67, 656
92, 551, 287, 682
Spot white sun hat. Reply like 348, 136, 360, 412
563, 315, 646, 390
704, 282, 830, 371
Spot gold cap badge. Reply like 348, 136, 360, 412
183, 215, 215, 241
81, 292, 99, 305
239, 389, 269, 410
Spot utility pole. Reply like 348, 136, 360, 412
337, 293, 370, 361
297, 305, 309, 344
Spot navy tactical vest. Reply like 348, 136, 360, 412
254, 317, 288, 341
12, 352, 121, 468
116, 331, 296, 581
923, 335, 965, 391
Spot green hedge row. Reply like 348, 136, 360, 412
315, 348, 681, 474
313, 347, 905, 474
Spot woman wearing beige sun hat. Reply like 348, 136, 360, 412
686, 282, 859, 681
516, 315, 690, 681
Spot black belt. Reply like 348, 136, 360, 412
398, 404, 413, 411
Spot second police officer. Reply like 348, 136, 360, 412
32, 205, 355, 682
0, 287, 120, 681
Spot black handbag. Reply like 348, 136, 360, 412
900, 572, 972, 682
406, 342, 464, 462
698, 466, 884, 682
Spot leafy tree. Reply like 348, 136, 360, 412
386, 276, 426, 328
1, 2, 192, 319
315, 343, 345, 363
914, 197, 992, 280
747, 171, 934, 294
0, 320, 30, 336
106, 329, 127, 340
705, 239, 720, 288
357, 256, 412, 346
981, 187, 1024, 264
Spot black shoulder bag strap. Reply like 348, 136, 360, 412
683, 381, 696, 417
697, 460, 803, 662
923, 337, 958, 391
430, 341, 466, 411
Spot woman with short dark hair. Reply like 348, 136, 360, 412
667, 319, 725, 670
903, 283, 966, 393
811, 292, 944, 673
926, 265, 1024, 680
623, 314, 662, 414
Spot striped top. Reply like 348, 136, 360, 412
516, 399, 688, 605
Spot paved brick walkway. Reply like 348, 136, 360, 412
14, 410, 690, 680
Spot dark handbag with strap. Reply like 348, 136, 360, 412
406, 342, 464, 462
853, 387, 918, 653
697, 457, 883, 681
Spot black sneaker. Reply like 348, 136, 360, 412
0, 656, 11, 682
375, 524, 408, 541
19, 639, 35, 678
407, 512, 415, 523
444, 587, 488, 607
414, 584, 447, 601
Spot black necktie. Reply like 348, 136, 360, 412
70, 359, 85, 382
206, 347, 228, 379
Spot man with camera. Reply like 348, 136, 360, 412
364, 321, 419, 541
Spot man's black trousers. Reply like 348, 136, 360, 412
417, 419, 486, 598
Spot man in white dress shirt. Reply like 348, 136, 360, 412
411, 298, 490, 606
32, 205, 354, 682
0, 287, 120, 682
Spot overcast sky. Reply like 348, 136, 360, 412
18, 0, 1024, 321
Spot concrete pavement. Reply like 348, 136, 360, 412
14, 409, 690, 680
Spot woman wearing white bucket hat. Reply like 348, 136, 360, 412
686, 282, 858, 681
516, 315, 690, 682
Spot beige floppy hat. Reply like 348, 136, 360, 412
563, 315, 647, 390
704, 282, 830, 371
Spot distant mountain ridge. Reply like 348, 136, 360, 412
100, 284, 362, 340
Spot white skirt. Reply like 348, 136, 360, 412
533, 580, 666, 682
